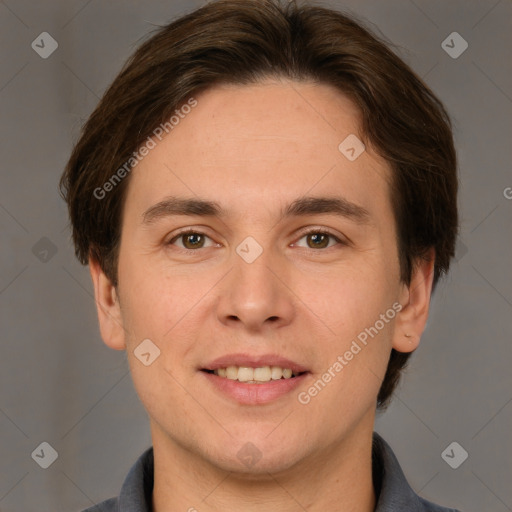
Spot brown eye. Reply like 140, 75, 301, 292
306, 232, 330, 249
181, 233, 205, 249
294, 229, 343, 250
168, 231, 214, 250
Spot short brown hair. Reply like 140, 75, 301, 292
60, 0, 458, 409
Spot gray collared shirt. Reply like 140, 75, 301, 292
82, 432, 462, 511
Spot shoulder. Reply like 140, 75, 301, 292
77, 447, 153, 512
80, 497, 118, 511
418, 495, 462, 512
373, 432, 464, 512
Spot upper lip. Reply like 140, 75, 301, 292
201, 353, 309, 373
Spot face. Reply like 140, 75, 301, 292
91, 80, 433, 474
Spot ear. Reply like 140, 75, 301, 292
89, 256, 126, 351
392, 248, 435, 353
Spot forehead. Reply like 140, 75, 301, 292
173, 80, 364, 170
124, 80, 392, 223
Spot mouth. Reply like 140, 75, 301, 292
199, 355, 310, 404
198, 353, 311, 405
201, 366, 308, 383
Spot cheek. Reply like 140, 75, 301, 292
117, 251, 192, 337
298, 262, 397, 339
298, 296, 396, 434
119, 264, 199, 416
117, 259, 216, 385
296, 262, 398, 401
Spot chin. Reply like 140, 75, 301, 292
215, 452, 305, 476
205, 434, 311, 475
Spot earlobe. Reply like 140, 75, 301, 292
392, 248, 435, 353
89, 256, 126, 351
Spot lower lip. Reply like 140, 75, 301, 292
200, 371, 309, 405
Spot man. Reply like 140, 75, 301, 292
60, 0, 461, 510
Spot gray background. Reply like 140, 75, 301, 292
0, 0, 511, 510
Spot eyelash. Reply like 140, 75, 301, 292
167, 228, 346, 252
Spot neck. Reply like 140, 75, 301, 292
151, 419, 376, 512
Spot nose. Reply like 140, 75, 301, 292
215, 243, 296, 332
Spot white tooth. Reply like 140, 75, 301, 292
226, 366, 239, 380
215, 366, 296, 382
254, 366, 271, 382
237, 367, 254, 382
271, 366, 283, 380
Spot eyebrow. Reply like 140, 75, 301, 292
142, 195, 371, 225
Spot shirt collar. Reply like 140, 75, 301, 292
372, 432, 426, 511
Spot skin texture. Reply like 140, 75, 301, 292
89, 80, 434, 512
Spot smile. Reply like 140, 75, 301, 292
203, 365, 304, 383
